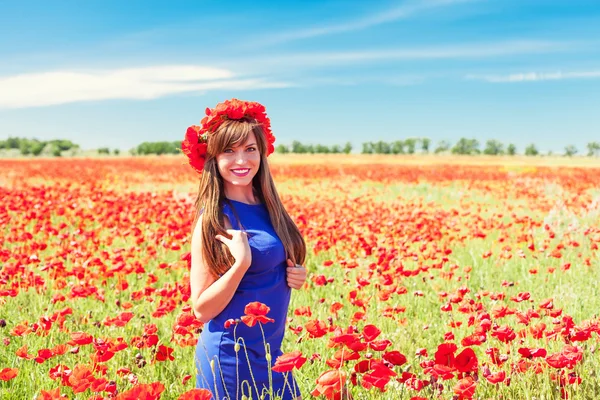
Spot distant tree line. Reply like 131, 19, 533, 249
356, 138, 600, 157
277, 138, 600, 157
361, 137, 430, 154
131, 141, 181, 155
2, 137, 600, 158
0, 137, 79, 157
275, 141, 353, 154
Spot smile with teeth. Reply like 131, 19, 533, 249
231, 168, 250, 177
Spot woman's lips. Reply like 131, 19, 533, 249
231, 168, 250, 177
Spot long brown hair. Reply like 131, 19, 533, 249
192, 117, 306, 277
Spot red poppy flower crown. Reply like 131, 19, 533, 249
182, 98, 276, 174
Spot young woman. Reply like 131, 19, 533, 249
183, 99, 307, 400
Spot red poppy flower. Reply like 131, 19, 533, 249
382, 350, 407, 366
181, 126, 206, 174
241, 302, 274, 327
518, 347, 547, 359
177, 388, 213, 400
362, 324, 381, 342
154, 345, 175, 362
326, 348, 360, 368
67, 364, 96, 393
272, 350, 307, 373
310, 369, 346, 399
361, 364, 396, 391
16, 344, 33, 360
454, 348, 478, 373
0, 368, 18, 381
114, 382, 165, 400
35, 348, 54, 363
491, 325, 516, 343
453, 376, 477, 399
305, 319, 328, 338
39, 387, 68, 400
485, 370, 506, 384
69, 331, 94, 346
435, 343, 457, 367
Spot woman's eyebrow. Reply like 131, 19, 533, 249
244, 142, 257, 147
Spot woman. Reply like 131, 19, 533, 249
183, 99, 307, 400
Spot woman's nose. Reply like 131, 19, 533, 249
235, 151, 247, 164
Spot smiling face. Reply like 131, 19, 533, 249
216, 130, 261, 189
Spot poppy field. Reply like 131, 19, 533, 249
1, 156, 600, 400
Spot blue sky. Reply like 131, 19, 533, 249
0, 0, 599, 153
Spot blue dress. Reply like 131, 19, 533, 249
195, 199, 300, 400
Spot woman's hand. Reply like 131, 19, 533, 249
216, 229, 252, 270
286, 259, 307, 289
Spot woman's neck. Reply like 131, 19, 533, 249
223, 184, 259, 205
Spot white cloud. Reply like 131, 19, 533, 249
257, 0, 477, 46
251, 40, 573, 69
467, 70, 600, 82
0, 66, 291, 109
0, 40, 585, 109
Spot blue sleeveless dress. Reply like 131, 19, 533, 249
195, 199, 300, 400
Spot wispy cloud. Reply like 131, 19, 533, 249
1, 39, 586, 109
0, 66, 291, 109
467, 70, 600, 82
256, 0, 477, 46
288, 74, 426, 88
247, 40, 576, 69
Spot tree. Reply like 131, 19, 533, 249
421, 138, 431, 154
6, 137, 20, 149
30, 140, 45, 156
404, 138, 417, 154
434, 140, 451, 154
135, 141, 180, 155
48, 139, 77, 151
507, 144, 517, 155
98, 147, 110, 154
362, 142, 373, 154
315, 144, 330, 154
524, 144, 539, 156
330, 145, 342, 154
343, 142, 352, 154
373, 141, 390, 154
586, 142, 600, 157
276, 144, 289, 154
452, 138, 480, 155
113, 148, 120, 155
391, 140, 405, 154
483, 140, 504, 155
51, 145, 62, 157
291, 141, 305, 154
19, 141, 31, 155
564, 145, 577, 157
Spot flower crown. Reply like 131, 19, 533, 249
182, 98, 276, 174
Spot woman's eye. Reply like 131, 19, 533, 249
247, 147, 256, 152
224, 149, 233, 153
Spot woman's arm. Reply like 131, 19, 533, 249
190, 215, 250, 323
